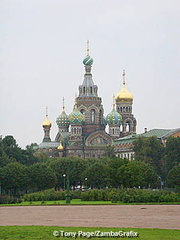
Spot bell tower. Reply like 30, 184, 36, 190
115, 70, 136, 137
76, 41, 105, 136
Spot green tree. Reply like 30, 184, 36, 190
104, 145, 116, 158
116, 161, 158, 188
167, 164, 180, 188
1, 136, 21, 161
107, 158, 129, 187
82, 162, 109, 189
0, 136, 38, 166
0, 162, 27, 196
133, 136, 164, 176
164, 137, 180, 174
48, 157, 89, 189
27, 163, 57, 191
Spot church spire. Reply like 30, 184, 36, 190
79, 41, 98, 97
87, 40, 90, 56
122, 69, 126, 85
42, 107, 52, 142
62, 97, 65, 111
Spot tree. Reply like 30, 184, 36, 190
27, 163, 57, 191
0, 162, 27, 196
133, 136, 164, 176
104, 145, 116, 158
1, 136, 21, 161
107, 158, 129, 187
48, 157, 89, 189
116, 161, 158, 188
167, 164, 180, 188
82, 162, 109, 189
0, 136, 38, 166
164, 137, 180, 174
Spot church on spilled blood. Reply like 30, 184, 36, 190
38, 43, 137, 158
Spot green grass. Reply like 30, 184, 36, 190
0, 226, 179, 240
1, 198, 180, 206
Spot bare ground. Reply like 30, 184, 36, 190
0, 205, 180, 229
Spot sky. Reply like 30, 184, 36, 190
0, 0, 180, 148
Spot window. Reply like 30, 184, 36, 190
91, 109, 95, 123
99, 110, 102, 124
80, 109, 85, 115
90, 86, 93, 94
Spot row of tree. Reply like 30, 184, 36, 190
133, 136, 180, 180
0, 156, 179, 197
0, 135, 179, 196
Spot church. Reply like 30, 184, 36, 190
38, 42, 137, 158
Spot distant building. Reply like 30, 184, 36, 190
38, 42, 137, 158
113, 128, 180, 160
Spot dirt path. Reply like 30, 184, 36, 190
0, 205, 179, 229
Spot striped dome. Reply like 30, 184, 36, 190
69, 106, 84, 124
56, 110, 70, 127
106, 109, 122, 125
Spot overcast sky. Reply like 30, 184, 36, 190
1, 0, 180, 148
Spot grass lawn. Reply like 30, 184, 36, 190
0, 226, 179, 240
1, 199, 180, 206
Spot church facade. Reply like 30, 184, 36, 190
38, 43, 137, 158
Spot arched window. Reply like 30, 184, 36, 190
90, 87, 93, 94
83, 87, 86, 94
99, 110, 102, 124
126, 122, 131, 132
80, 109, 85, 115
91, 109, 95, 123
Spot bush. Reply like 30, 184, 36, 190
81, 189, 114, 201
0, 194, 22, 204
81, 189, 180, 203
23, 189, 66, 201
110, 189, 180, 203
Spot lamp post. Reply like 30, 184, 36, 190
63, 174, 66, 191
63, 166, 71, 204
84, 178, 88, 190
65, 171, 71, 204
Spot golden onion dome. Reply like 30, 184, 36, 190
115, 70, 133, 103
57, 141, 63, 151
42, 107, 52, 128
42, 117, 52, 128
115, 83, 133, 102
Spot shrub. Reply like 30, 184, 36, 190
23, 189, 66, 201
110, 189, 180, 203
0, 194, 22, 204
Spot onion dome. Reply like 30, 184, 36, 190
69, 99, 84, 124
56, 99, 70, 127
83, 55, 93, 66
115, 70, 133, 103
83, 40, 93, 66
57, 141, 63, 151
106, 108, 122, 125
42, 107, 52, 128
106, 97, 122, 125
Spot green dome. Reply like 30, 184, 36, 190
106, 109, 122, 125
56, 110, 70, 127
69, 106, 84, 124
83, 55, 93, 66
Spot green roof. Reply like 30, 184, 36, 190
113, 128, 178, 146
138, 129, 171, 138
